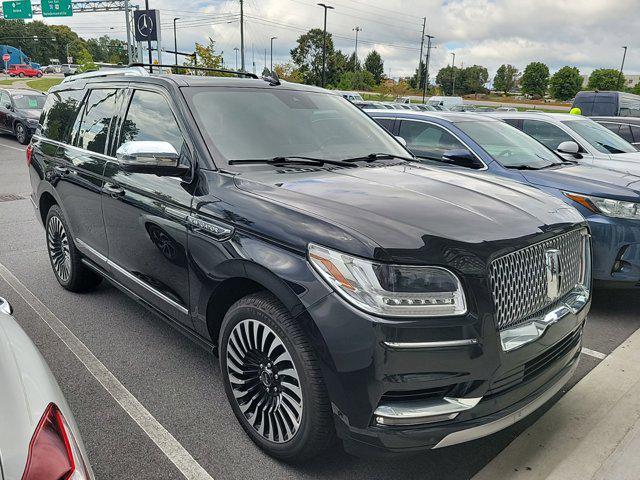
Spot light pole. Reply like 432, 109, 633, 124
270, 36, 277, 72
618, 46, 628, 91
422, 35, 434, 103
234, 47, 239, 70
353, 26, 361, 70
173, 18, 180, 66
317, 3, 334, 87
450, 52, 456, 96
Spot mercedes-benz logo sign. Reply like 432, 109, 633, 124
137, 13, 154, 38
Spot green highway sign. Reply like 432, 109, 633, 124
42, 0, 73, 17
2, 0, 33, 19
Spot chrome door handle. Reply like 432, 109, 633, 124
104, 183, 125, 198
53, 165, 69, 175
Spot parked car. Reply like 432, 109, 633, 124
0, 88, 46, 144
426, 95, 464, 109
368, 109, 640, 288
30, 67, 591, 461
591, 116, 640, 148
572, 91, 640, 117
337, 90, 364, 102
43, 64, 62, 74
60, 64, 79, 77
352, 100, 392, 110
0, 296, 94, 479
8, 64, 42, 78
413, 104, 438, 111
496, 107, 518, 112
449, 104, 477, 112
488, 112, 640, 173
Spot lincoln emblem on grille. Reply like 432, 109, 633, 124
545, 249, 562, 300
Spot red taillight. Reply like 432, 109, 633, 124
22, 403, 90, 480
26, 144, 33, 166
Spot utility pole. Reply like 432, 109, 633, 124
173, 18, 180, 66
418, 17, 426, 91
239, 0, 245, 71
317, 3, 334, 87
234, 47, 239, 70
422, 35, 434, 103
451, 52, 456, 96
618, 46, 628, 91
124, 0, 133, 63
252, 43, 255, 74
264, 48, 267, 73
353, 26, 361, 70
145, 0, 152, 70
270, 36, 277, 71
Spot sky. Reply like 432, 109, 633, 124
39, 0, 639, 80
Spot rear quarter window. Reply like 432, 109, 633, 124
40, 89, 86, 143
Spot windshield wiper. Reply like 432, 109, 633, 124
228, 156, 357, 168
595, 142, 626, 154
341, 153, 417, 163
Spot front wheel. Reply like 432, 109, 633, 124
18, 72, 24, 78
36, 72, 43, 78
14, 122, 29, 145
45, 205, 102, 292
219, 292, 335, 462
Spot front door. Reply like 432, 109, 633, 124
0, 90, 11, 132
102, 87, 194, 327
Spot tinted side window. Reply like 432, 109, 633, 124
375, 118, 395, 133
118, 90, 185, 153
631, 126, 640, 143
398, 120, 465, 159
521, 120, 573, 150
616, 124, 634, 143
76, 89, 119, 154
40, 89, 86, 143
0, 91, 10, 108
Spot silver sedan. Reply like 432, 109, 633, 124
0, 297, 94, 480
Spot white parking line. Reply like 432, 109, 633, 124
581, 346, 607, 360
0, 142, 25, 152
0, 261, 215, 480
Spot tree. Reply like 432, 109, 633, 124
76, 49, 96, 73
273, 62, 303, 83
549, 66, 583, 101
184, 38, 223, 75
336, 70, 375, 91
461, 65, 489, 94
520, 62, 549, 97
346, 52, 360, 72
588, 68, 624, 91
435, 65, 461, 95
364, 50, 384, 85
86, 35, 128, 64
493, 64, 519, 94
327, 49, 348, 87
291, 28, 333, 86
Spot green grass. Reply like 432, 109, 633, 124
0, 78, 18, 85
26, 78, 62, 92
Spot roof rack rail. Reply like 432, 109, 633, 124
61, 66, 149, 83
128, 63, 259, 79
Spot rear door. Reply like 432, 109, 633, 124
0, 90, 10, 131
102, 85, 194, 326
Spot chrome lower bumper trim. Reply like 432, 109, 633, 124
500, 285, 589, 352
433, 357, 579, 449
383, 339, 478, 349
374, 396, 482, 426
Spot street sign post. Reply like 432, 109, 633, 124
41, 0, 73, 17
2, 0, 33, 19
2, 53, 9, 77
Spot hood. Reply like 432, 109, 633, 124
590, 152, 640, 176
234, 162, 584, 266
15, 108, 42, 120
521, 163, 640, 202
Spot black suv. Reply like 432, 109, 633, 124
29, 66, 591, 461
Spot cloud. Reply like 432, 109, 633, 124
38, 0, 639, 79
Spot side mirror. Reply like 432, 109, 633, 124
3, 103, 12, 110
441, 149, 484, 169
557, 141, 581, 157
0, 297, 13, 316
116, 141, 188, 177
395, 136, 407, 147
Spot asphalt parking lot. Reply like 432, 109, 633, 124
1, 133, 639, 479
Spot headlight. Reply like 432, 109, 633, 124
564, 192, 640, 220
308, 243, 467, 317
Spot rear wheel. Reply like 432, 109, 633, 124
219, 292, 335, 462
36, 72, 43, 78
18, 72, 24, 78
45, 205, 102, 292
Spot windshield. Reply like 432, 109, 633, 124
456, 120, 562, 168
12, 94, 46, 110
561, 119, 637, 154
185, 87, 408, 164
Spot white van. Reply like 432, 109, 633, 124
338, 91, 364, 102
426, 96, 464, 109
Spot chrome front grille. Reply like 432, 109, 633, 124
489, 229, 589, 331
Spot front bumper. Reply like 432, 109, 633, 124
588, 216, 640, 287
305, 288, 589, 456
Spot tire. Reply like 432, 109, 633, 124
36, 72, 43, 78
219, 292, 335, 462
14, 122, 29, 145
45, 205, 102, 292
18, 72, 24, 78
